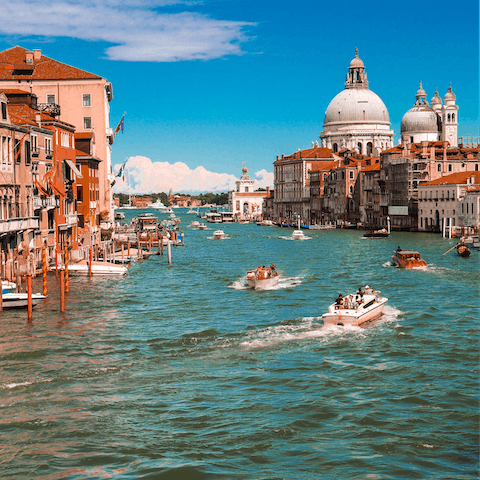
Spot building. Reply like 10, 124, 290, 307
229, 165, 269, 220
320, 49, 394, 155
418, 171, 480, 234
401, 83, 458, 146
0, 46, 115, 221
273, 146, 334, 223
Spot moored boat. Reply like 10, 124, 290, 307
1, 292, 47, 309
322, 286, 388, 326
246, 264, 278, 290
60, 260, 128, 275
391, 248, 427, 268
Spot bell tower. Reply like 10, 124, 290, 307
441, 85, 458, 147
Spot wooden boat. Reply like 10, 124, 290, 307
391, 249, 427, 268
322, 287, 388, 326
364, 228, 389, 238
246, 266, 278, 290
1, 292, 47, 309
456, 244, 471, 257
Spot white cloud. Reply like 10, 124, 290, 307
113, 156, 273, 194
0, 0, 255, 62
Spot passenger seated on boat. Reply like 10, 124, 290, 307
335, 294, 343, 308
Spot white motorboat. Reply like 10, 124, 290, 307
2, 292, 47, 309
61, 260, 128, 276
292, 230, 305, 240
190, 220, 200, 227
213, 229, 225, 239
2, 280, 17, 293
246, 266, 279, 290
322, 287, 388, 327
198, 223, 207, 230
257, 220, 273, 226
161, 206, 174, 214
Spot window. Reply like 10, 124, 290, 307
475, 164, 479, 171
332, 143, 338, 153
448, 164, 452, 172
77, 185, 83, 202
437, 164, 441, 172
349, 171, 354, 180
31, 135, 39, 156
82, 94, 91, 107
47, 94, 56, 104
83, 117, 92, 129
45, 138, 52, 157
366, 142, 373, 156
357, 142, 362, 154
349, 185, 353, 194
452, 113, 455, 122
14, 139, 21, 163
1, 102, 6, 120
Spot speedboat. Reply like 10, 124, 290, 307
246, 266, 279, 290
160, 206, 174, 214
292, 230, 305, 240
198, 223, 207, 230
190, 220, 200, 227
150, 199, 166, 209
2, 292, 47, 309
61, 260, 128, 275
2, 280, 17, 293
213, 229, 225, 239
391, 248, 427, 268
364, 228, 389, 238
322, 287, 388, 326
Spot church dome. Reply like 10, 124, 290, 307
444, 85, 456, 103
401, 105, 441, 134
324, 88, 390, 125
431, 89, 442, 106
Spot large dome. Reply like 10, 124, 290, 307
324, 88, 390, 125
401, 105, 441, 134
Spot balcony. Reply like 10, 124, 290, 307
33, 196, 59, 210
66, 214, 77, 226
0, 217, 39, 234
90, 201, 98, 210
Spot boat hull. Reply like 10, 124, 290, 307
322, 294, 388, 326
246, 270, 279, 290
2, 293, 47, 309
61, 262, 128, 276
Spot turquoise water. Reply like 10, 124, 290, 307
1, 209, 478, 479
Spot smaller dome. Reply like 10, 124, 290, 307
416, 81, 426, 98
444, 85, 456, 102
431, 89, 442, 106
350, 48, 364, 68
401, 105, 441, 134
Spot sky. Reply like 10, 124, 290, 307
0, 0, 478, 194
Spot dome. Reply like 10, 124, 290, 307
324, 88, 390, 125
349, 47, 364, 69
431, 89, 442, 106
401, 105, 441, 134
444, 85, 456, 102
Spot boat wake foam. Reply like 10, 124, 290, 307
228, 275, 303, 290
278, 235, 312, 241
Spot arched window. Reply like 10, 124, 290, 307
332, 143, 338, 153
357, 142, 362, 154
447, 113, 451, 122
452, 113, 455, 122
366, 142, 373, 156
437, 164, 442, 172
349, 185, 353, 194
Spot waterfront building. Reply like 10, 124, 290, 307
75, 132, 101, 247
418, 171, 480, 234
273, 146, 334, 223
308, 159, 337, 225
401, 83, 459, 147
381, 141, 480, 230
229, 165, 269, 220
320, 49, 394, 155
0, 46, 115, 221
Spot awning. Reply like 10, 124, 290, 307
64, 159, 83, 179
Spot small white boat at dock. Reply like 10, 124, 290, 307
1, 292, 47, 309
322, 287, 388, 327
246, 265, 279, 290
61, 260, 128, 276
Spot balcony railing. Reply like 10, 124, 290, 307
33, 196, 59, 209
66, 214, 77, 226
0, 217, 39, 234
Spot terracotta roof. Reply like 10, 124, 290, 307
75, 132, 94, 139
0, 88, 31, 95
282, 146, 334, 160
310, 160, 337, 172
0, 46, 102, 81
422, 171, 480, 186
234, 192, 269, 197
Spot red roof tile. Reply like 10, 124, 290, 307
422, 171, 480, 186
0, 46, 102, 81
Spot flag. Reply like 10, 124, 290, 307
116, 159, 127, 180
114, 112, 126, 137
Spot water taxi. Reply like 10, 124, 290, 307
213, 229, 225, 239
198, 223, 207, 230
322, 287, 388, 326
246, 265, 278, 290
292, 230, 305, 240
205, 212, 222, 223
364, 228, 389, 238
391, 248, 427, 268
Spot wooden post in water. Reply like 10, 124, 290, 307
27, 272, 33, 321
137, 232, 141, 261
42, 245, 47, 296
89, 247, 92, 277
127, 238, 131, 257
60, 269, 65, 312
64, 244, 69, 293
159, 233, 163, 255
167, 241, 172, 264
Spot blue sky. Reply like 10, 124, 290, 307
0, 0, 478, 193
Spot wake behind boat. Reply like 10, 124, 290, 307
322, 286, 388, 326
246, 264, 278, 290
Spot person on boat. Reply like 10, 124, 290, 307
355, 287, 364, 303
396, 246, 402, 252
271, 262, 276, 271
335, 294, 344, 308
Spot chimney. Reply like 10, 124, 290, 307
33, 49, 41, 61
36, 112, 41, 126
266, 186, 270, 196
25, 52, 33, 64
276, 155, 279, 161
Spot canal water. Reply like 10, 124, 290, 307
1, 209, 478, 479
